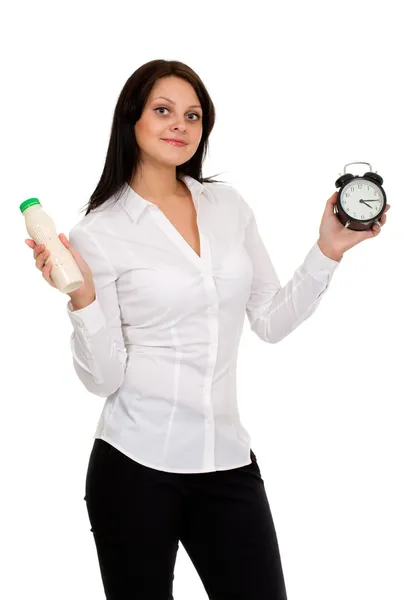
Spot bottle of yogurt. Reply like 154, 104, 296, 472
20, 198, 84, 294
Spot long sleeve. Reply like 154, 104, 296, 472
66, 226, 127, 397
241, 194, 341, 343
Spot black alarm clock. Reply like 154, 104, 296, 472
334, 162, 387, 231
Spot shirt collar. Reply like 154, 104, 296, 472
116, 174, 208, 224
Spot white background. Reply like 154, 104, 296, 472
3, 1, 403, 598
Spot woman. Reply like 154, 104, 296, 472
26, 59, 389, 599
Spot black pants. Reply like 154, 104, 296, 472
84, 438, 288, 599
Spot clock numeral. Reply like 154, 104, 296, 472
351, 186, 355, 192
361, 214, 365, 219
358, 184, 362, 189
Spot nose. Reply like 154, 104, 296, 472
172, 125, 186, 134
171, 118, 187, 132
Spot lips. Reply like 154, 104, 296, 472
162, 139, 187, 146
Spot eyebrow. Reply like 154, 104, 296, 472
151, 96, 202, 110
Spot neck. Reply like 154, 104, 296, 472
129, 166, 186, 203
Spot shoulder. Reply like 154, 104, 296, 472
68, 193, 122, 243
203, 180, 253, 222
68, 212, 100, 248
202, 180, 243, 205
203, 180, 238, 197
68, 211, 117, 282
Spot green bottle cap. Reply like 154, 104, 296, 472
20, 198, 41, 214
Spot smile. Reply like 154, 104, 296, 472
161, 139, 187, 147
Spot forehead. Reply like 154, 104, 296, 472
149, 78, 200, 104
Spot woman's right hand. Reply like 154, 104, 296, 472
25, 233, 96, 305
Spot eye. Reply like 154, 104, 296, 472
154, 107, 201, 120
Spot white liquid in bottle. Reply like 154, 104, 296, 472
20, 198, 84, 294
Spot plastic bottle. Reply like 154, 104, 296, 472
20, 198, 84, 294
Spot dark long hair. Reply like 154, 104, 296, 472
80, 59, 226, 216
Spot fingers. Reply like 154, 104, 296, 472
371, 204, 390, 234
42, 260, 56, 287
379, 204, 391, 226
25, 239, 43, 259
37, 248, 56, 287
35, 246, 49, 269
25, 239, 56, 287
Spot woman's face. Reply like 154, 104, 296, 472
134, 76, 203, 168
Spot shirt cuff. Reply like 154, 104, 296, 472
66, 296, 106, 336
303, 241, 341, 283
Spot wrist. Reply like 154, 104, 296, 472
317, 238, 343, 262
69, 292, 96, 311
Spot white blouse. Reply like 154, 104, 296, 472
66, 175, 340, 473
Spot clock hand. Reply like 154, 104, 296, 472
359, 199, 379, 202
359, 200, 373, 209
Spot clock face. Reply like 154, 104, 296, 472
340, 178, 384, 221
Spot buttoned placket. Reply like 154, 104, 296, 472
148, 188, 220, 471
200, 239, 219, 470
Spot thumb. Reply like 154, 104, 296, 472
323, 191, 339, 216
59, 233, 80, 257
350, 227, 375, 245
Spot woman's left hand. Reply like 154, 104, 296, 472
317, 192, 391, 261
